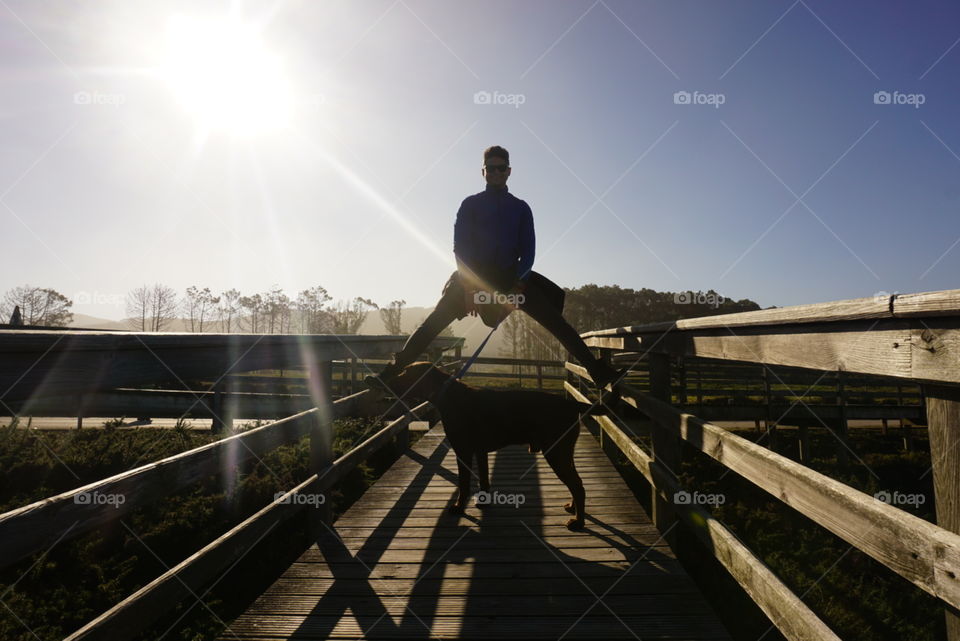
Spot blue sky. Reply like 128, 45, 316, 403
2, 0, 959, 321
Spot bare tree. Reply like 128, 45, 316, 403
126, 285, 150, 331
182, 286, 219, 333
329, 297, 376, 334
239, 294, 265, 333
126, 284, 178, 331
379, 299, 405, 335
295, 286, 331, 334
1, 285, 73, 327
263, 285, 291, 334
217, 288, 241, 332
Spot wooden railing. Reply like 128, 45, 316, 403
567, 288, 960, 641
0, 333, 450, 640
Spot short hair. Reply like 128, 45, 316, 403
483, 145, 509, 166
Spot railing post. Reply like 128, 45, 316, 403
762, 367, 777, 449
536, 363, 543, 390
649, 353, 680, 544
833, 371, 850, 468
309, 358, 334, 537
925, 384, 960, 640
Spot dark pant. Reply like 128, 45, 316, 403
394, 271, 604, 377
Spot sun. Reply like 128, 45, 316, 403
159, 15, 293, 137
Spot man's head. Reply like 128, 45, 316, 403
482, 145, 511, 188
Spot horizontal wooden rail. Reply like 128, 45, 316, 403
565, 381, 841, 641
0, 390, 371, 570
63, 401, 432, 641
0, 332, 463, 401
568, 362, 960, 609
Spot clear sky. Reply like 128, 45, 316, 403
2, 0, 958, 321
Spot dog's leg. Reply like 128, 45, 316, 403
477, 451, 490, 492
544, 445, 586, 531
449, 454, 472, 514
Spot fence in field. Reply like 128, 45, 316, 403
568, 287, 960, 640
0, 287, 958, 640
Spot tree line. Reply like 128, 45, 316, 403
1, 284, 408, 335
499, 284, 763, 362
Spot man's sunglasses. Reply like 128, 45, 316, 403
484, 164, 510, 173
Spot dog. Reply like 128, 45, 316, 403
383, 362, 609, 530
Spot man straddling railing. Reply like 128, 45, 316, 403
365, 145, 621, 395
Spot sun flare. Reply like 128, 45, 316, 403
159, 15, 293, 137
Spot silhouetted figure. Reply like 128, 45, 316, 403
366, 145, 621, 393
9, 305, 23, 326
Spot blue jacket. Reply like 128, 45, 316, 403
453, 184, 535, 291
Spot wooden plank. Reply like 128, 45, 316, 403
64, 474, 320, 640
62, 402, 435, 640
219, 423, 731, 640
566, 381, 841, 641
894, 289, 960, 317
604, 378, 960, 610
0, 390, 371, 570
0, 331, 463, 400
926, 384, 960, 640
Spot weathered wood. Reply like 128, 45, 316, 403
648, 353, 680, 543
566, 382, 842, 641
926, 384, 960, 640
894, 289, 960, 318
584, 317, 960, 386
310, 359, 334, 531
606, 378, 960, 610
63, 474, 321, 641
62, 404, 436, 640
0, 390, 369, 570
218, 424, 731, 641
0, 332, 463, 401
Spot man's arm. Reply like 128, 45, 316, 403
516, 202, 535, 283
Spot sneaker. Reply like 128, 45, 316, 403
364, 361, 403, 393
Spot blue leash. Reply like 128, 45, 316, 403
436, 321, 501, 400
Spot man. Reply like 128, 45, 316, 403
366, 145, 621, 393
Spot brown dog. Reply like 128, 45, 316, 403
384, 362, 607, 530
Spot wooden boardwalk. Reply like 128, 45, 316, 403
220, 424, 731, 640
